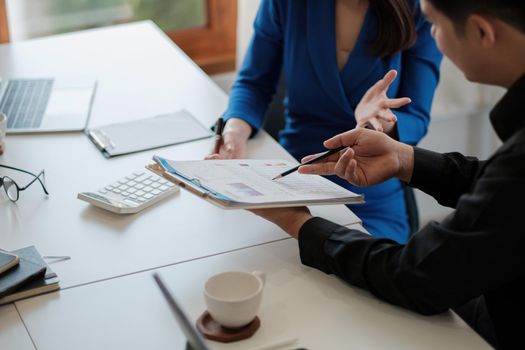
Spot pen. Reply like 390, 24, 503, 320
212, 117, 225, 154
272, 145, 347, 180
272, 121, 377, 180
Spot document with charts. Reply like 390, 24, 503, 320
147, 156, 364, 209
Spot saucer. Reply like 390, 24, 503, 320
196, 311, 260, 343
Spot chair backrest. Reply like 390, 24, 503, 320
262, 74, 420, 235
403, 185, 420, 235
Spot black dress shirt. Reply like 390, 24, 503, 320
298, 74, 525, 349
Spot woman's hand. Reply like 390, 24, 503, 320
298, 128, 414, 186
249, 207, 313, 239
355, 70, 411, 135
205, 118, 252, 159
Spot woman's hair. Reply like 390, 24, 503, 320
369, 0, 417, 57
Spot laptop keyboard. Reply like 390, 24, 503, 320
0, 79, 54, 129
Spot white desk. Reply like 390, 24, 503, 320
0, 21, 359, 289
16, 235, 491, 350
0, 304, 35, 350
0, 22, 489, 350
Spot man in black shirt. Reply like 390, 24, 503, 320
250, 1, 525, 348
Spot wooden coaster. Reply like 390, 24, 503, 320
196, 311, 260, 343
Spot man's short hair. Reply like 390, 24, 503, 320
428, 0, 525, 33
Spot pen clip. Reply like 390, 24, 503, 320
88, 129, 114, 151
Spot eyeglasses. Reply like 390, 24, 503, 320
0, 165, 49, 202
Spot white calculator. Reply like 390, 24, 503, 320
77, 170, 179, 214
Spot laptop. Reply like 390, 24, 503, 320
153, 273, 211, 350
0, 77, 96, 133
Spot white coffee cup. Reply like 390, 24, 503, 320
204, 270, 266, 329
0, 112, 6, 155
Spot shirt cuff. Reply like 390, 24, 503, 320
409, 147, 446, 189
298, 217, 346, 273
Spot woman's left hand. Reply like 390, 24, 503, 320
355, 70, 411, 135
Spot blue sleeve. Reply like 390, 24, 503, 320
222, 0, 284, 135
394, 4, 443, 145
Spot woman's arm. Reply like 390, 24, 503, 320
223, 0, 285, 135
393, 3, 443, 145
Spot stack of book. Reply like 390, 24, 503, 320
0, 246, 60, 304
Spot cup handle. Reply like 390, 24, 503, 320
251, 270, 266, 286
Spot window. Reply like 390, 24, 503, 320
0, 0, 236, 74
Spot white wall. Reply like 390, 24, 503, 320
211, 0, 505, 226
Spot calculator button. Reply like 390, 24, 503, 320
80, 170, 179, 214
135, 174, 151, 182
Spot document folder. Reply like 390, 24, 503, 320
146, 155, 365, 209
87, 110, 212, 157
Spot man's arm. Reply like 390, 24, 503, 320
409, 148, 485, 208
298, 146, 525, 315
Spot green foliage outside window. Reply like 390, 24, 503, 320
37, 0, 206, 36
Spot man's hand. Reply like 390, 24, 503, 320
205, 118, 252, 159
249, 207, 313, 239
355, 70, 411, 135
298, 128, 415, 186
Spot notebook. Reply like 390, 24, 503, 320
0, 246, 60, 305
0, 251, 19, 275
147, 155, 365, 209
0, 247, 46, 298
86, 110, 212, 157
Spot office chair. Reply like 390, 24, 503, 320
262, 74, 420, 236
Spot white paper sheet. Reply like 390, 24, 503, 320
164, 159, 363, 205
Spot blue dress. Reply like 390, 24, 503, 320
223, 0, 443, 243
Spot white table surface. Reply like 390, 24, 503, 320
0, 304, 35, 350
0, 21, 360, 289
0, 21, 489, 350
15, 233, 491, 350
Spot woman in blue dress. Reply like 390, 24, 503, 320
208, 0, 442, 243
